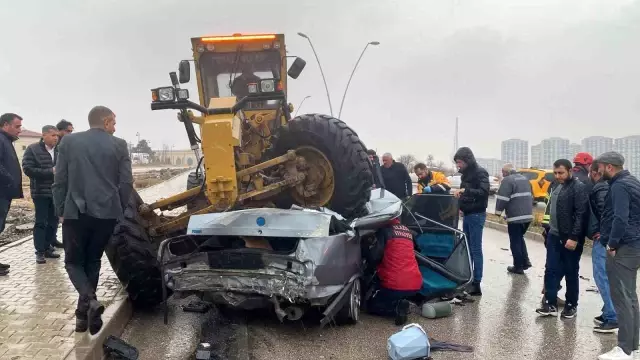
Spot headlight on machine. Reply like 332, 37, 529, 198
177, 88, 189, 100
260, 79, 275, 93
247, 83, 259, 94
157, 87, 175, 102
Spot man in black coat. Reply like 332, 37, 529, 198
453, 147, 490, 296
536, 159, 589, 319
0, 113, 24, 275
53, 106, 133, 335
380, 153, 412, 199
23, 125, 61, 264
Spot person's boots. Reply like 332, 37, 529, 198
75, 310, 88, 332
52, 240, 64, 249
88, 299, 105, 335
394, 300, 411, 326
44, 249, 60, 259
467, 282, 482, 296
35, 253, 46, 264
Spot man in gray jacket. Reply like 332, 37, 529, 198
53, 106, 133, 335
495, 164, 534, 274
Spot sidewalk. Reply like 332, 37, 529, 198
0, 240, 122, 359
0, 171, 191, 359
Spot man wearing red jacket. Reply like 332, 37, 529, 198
367, 218, 422, 325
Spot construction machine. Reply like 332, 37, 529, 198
105, 33, 374, 308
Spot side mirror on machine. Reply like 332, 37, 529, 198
179, 60, 191, 84
287, 57, 306, 79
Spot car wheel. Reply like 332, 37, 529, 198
335, 279, 361, 325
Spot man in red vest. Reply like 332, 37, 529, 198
367, 218, 422, 325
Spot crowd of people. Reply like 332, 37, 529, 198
2, 111, 640, 357
0, 108, 132, 336
366, 148, 640, 360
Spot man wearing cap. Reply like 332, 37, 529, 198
597, 152, 640, 360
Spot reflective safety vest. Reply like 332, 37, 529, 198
542, 192, 551, 225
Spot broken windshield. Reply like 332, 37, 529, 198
199, 50, 282, 107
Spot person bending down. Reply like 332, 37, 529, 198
366, 218, 422, 325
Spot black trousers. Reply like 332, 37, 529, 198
607, 245, 640, 355
507, 222, 531, 269
33, 197, 59, 254
63, 214, 116, 314
544, 233, 583, 307
0, 197, 11, 234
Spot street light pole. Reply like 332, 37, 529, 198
294, 95, 311, 118
338, 41, 380, 119
297, 32, 334, 117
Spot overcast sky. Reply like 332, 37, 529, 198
1, 0, 639, 163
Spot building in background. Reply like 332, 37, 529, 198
154, 149, 197, 167
501, 139, 529, 169
614, 135, 640, 178
569, 143, 582, 159
531, 144, 542, 168
582, 136, 614, 158
13, 129, 42, 165
476, 158, 506, 177
540, 137, 570, 168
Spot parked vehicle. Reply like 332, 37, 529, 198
447, 174, 462, 189
489, 176, 500, 195
517, 168, 555, 202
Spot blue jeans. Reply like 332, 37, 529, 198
592, 240, 617, 322
463, 212, 486, 284
33, 197, 59, 254
544, 233, 583, 307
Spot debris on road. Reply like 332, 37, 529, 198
182, 299, 212, 313
103, 335, 139, 360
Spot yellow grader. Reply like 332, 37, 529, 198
105, 34, 374, 308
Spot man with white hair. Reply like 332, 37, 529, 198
380, 153, 412, 199
495, 163, 534, 274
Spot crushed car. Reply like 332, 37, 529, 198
158, 189, 473, 327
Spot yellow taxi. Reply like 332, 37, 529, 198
516, 168, 555, 203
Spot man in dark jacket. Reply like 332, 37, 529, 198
597, 152, 640, 360
587, 160, 618, 334
453, 147, 489, 295
23, 125, 61, 264
56, 119, 74, 138
367, 149, 385, 189
366, 218, 422, 325
53, 106, 133, 335
536, 159, 589, 319
0, 113, 24, 275
380, 153, 412, 199
495, 163, 534, 274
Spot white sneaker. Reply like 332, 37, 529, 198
598, 346, 633, 360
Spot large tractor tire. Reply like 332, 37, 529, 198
105, 191, 168, 309
186, 171, 208, 211
269, 114, 373, 219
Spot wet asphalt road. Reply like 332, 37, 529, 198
121, 225, 623, 360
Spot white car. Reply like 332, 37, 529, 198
489, 176, 500, 195
448, 175, 462, 189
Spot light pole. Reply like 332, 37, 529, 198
294, 95, 311, 117
136, 132, 140, 145
297, 32, 334, 117
338, 41, 380, 119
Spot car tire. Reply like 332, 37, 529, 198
334, 278, 361, 325
267, 114, 373, 220
105, 191, 169, 309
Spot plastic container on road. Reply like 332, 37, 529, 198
421, 301, 453, 319
387, 323, 431, 360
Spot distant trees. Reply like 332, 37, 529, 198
398, 154, 418, 171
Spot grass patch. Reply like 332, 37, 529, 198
486, 212, 545, 234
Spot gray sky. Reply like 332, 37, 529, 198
1, 0, 639, 163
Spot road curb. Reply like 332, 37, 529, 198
0, 234, 33, 252
63, 288, 133, 360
